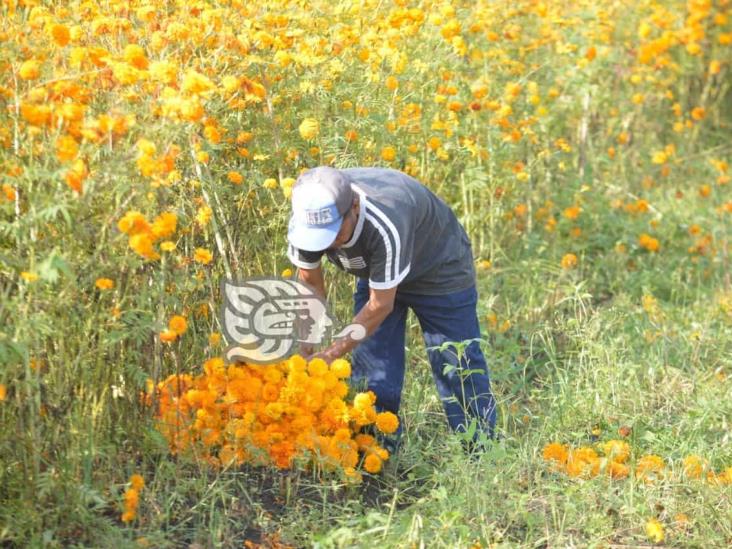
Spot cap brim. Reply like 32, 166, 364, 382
287, 215, 343, 252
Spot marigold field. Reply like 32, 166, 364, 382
1, 0, 731, 547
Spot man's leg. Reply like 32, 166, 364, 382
351, 278, 408, 439
406, 286, 497, 440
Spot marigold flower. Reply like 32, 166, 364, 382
636, 454, 664, 481
19, 60, 41, 80
375, 411, 399, 434
181, 70, 215, 95
600, 440, 630, 463
123, 44, 149, 70
95, 278, 114, 290
542, 442, 569, 464
566, 447, 599, 478
606, 461, 629, 479
0, 384, 6, 401
381, 146, 396, 162
353, 391, 376, 410
563, 205, 581, 220
151, 212, 177, 239
50, 24, 71, 47
168, 315, 187, 335
20, 271, 39, 282
561, 253, 578, 270
227, 171, 243, 184
130, 474, 144, 491
193, 248, 213, 264
363, 454, 382, 473
129, 233, 160, 260
298, 118, 320, 141
56, 135, 79, 163
682, 455, 706, 479
645, 518, 664, 543
639, 233, 660, 252
159, 329, 178, 343
330, 359, 351, 379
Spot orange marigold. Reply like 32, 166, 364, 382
375, 411, 399, 434
168, 315, 187, 335
363, 454, 382, 474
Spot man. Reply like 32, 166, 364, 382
286, 166, 497, 448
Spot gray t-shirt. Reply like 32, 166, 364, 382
287, 167, 475, 295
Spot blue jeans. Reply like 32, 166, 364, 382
351, 278, 497, 444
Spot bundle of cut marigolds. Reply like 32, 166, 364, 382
148, 355, 398, 483
543, 440, 732, 485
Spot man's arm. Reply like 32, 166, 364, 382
295, 265, 326, 356
297, 265, 325, 300
311, 284, 397, 362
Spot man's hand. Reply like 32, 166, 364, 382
299, 343, 315, 357
303, 285, 398, 363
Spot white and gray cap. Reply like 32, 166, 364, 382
287, 166, 354, 252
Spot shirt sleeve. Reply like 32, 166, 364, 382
287, 243, 323, 269
366, 214, 412, 290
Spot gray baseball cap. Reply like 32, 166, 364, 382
287, 166, 354, 252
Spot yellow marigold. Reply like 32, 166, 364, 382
542, 442, 569, 464
193, 248, 213, 264
363, 454, 382, 474
718, 467, 732, 485
123, 44, 148, 70
600, 440, 630, 463
151, 212, 177, 239
308, 358, 328, 377
636, 454, 665, 481
129, 233, 159, 260
208, 332, 221, 346
645, 518, 664, 543
690, 107, 705, 121
0, 383, 6, 401
195, 205, 212, 228
682, 455, 706, 479
344, 129, 358, 143
56, 135, 79, 163
281, 268, 293, 278
298, 118, 320, 141
95, 278, 114, 290
353, 391, 376, 410
330, 359, 351, 379
561, 253, 578, 270
160, 241, 176, 252
606, 461, 629, 479
566, 447, 599, 478
381, 146, 396, 162
19, 60, 41, 80
181, 70, 215, 95
20, 271, 39, 282
168, 315, 187, 335
375, 411, 399, 434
